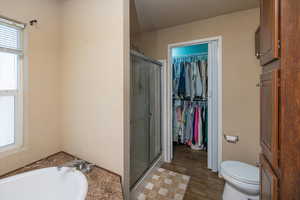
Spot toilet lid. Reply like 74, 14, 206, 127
221, 161, 259, 185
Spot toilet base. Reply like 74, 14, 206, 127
223, 183, 259, 200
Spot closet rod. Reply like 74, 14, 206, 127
173, 97, 208, 101
130, 50, 163, 67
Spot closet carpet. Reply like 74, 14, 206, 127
161, 145, 224, 200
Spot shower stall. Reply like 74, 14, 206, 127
130, 50, 162, 188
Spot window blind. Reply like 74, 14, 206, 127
0, 18, 24, 54
0, 23, 19, 49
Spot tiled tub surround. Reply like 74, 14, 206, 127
0, 152, 123, 200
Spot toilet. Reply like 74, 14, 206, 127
221, 161, 260, 200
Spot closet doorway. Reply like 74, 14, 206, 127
165, 37, 222, 172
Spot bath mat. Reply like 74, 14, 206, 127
136, 168, 190, 200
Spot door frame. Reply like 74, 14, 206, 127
165, 36, 223, 172
159, 59, 169, 163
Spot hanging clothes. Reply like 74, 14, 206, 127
203, 105, 208, 149
184, 62, 191, 98
173, 55, 207, 98
198, 107, 203, 146
172, 54, 208, 150
172, 100, 207, 149
199, 59, 208, 98
178, 63, 186, 97
184, 102, 194, 146
172, 100, 181, 142
193, 107, 199, 145
172, 63, 181, 97
192, 61, 203, 98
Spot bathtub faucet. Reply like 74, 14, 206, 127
57, 159, 95, 173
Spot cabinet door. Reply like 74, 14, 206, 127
260, 154, 279, 200
260, 0, 279, 65
260, 69, 280, 169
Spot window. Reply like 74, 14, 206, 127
0, 17, 24, 151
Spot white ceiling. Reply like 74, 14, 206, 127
132, 0, 259, 33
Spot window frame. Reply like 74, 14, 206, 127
0, 18, 24, 153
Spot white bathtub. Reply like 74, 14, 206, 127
0, 167, 88, 200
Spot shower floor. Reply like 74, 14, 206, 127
161, 145, 224, 200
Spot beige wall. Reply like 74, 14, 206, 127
0, 0, 129, 178
133, 8, 261, 165
60, 0, 128, 176
0, 0, 61, 175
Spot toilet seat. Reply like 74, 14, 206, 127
221, 161, 259, 185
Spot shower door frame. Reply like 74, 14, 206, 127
165, 36, 223, 173
129, 50, 163, 189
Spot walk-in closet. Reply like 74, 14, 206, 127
172, 44, 208, 152
169, 39, 221, 173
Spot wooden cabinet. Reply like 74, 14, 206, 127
259, 0, 280, 65
259, 0, 281, 198
259, 0, 300, 199
260, 155, 279, 200
260, 69, 280, 170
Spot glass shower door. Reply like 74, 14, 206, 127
149, 63, 162, 163
130, 52, 162, 188
130, 56, 150, 187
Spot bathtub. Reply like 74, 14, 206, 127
0, 167, 88, 200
